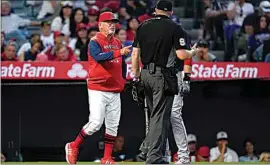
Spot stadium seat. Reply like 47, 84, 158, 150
173, 7, 185, 18
180, 18, 195, 30
210, 50, 225, 61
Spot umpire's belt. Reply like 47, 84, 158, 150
143, 65, 176, 73
143, 65, 162, 71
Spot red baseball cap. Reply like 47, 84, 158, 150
88, 7, 99, 16
98, 12, 119, 23
198, 146, 210, 157
76, 23, 87, 32
53, 31, 64, 38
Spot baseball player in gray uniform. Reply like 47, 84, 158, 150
169, 58, 192, 164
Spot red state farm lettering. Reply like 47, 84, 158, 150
1, 63, 56, 78
191, 64, 258, 79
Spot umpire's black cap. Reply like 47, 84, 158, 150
156, 0, 173, 11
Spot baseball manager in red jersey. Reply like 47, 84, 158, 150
65, 12, 131, 164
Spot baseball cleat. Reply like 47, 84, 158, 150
175, 157, 191, 164
101, 158, 116, 164
137, 152, 147, 161
65, 142, 79, 164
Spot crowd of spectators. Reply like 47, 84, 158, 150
0, 0, 152, 62
174, 131, 270, 163
2, 0, 269, 63
83, 131, 270, 163
201, 0, 270, 62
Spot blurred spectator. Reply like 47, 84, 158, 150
234, 16, 255, 61
259, 1, 270, 18
37, 1, 60, 20
203, 0, 228, 42
243, 1, 270, 30
137, 8, 153, 23
119, 0, 151, 20
227, 0, 254, 27
100, 7, 113, 14
126, 17, 139, 41
115, 28, 133, 50
19, 40, 43, 61
225, 0, 254, 61
112, 136, 134, 162
259, 152, 270, 162
210, 131, 239, 162
73, 0, 88, 11
87, 6, 99, 28
54, 44, 76, 62
70, 8, 88, 38
44, 31, 74, 61
193, 39, 217, 62
115, 28, 133, 63
1, 1, 40, 43
17, 33, 40, 58
88, 27, 99, 40
40, 21, 54, 49
36, 53, 49, 62
103, 1, 120, 13
187, 134, 198, 162
1, 40, 18, 61
1, 32, 6, 54
51, 1, 73, 36
1, 153, 6, 162
249, 15, 270, 61
69, 23, 89, 60
239, 139, 259, 162
197, 146, 210, 162
76, 27, 99, 61
85, 0, 104, 10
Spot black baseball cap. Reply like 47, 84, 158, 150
156, 0, 173, 12
197, 39, 209, 48
41, 20, 51, 27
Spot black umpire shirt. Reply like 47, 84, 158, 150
132, 14, 189, 68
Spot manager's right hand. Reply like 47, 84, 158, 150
120, 45, 132, 56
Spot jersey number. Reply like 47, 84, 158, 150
179, 38, 186, 46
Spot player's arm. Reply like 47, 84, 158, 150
131, 47, 141, 78
89, 40, 121, 62
184, 58, 192, 81
173, 26, 197, 60
131, 28, 141, 78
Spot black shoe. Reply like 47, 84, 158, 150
137, 152, 147, 161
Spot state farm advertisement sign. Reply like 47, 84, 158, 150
191, 63, 270, 80
1, 62, 88, 80
1, 62, 270, 80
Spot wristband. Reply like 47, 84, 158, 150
186, 49, 195, 58
184, 73, 191, 81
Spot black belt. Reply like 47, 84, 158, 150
143, 65, 176, 71
143, 65, 162, 70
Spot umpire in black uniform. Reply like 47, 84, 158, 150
131, 0, 198, 163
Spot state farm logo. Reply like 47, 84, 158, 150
1, 63, 55, 78
67, 63, 87, 78
191, 64, 258, 79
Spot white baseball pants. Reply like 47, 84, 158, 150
82, 89, 121, 137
